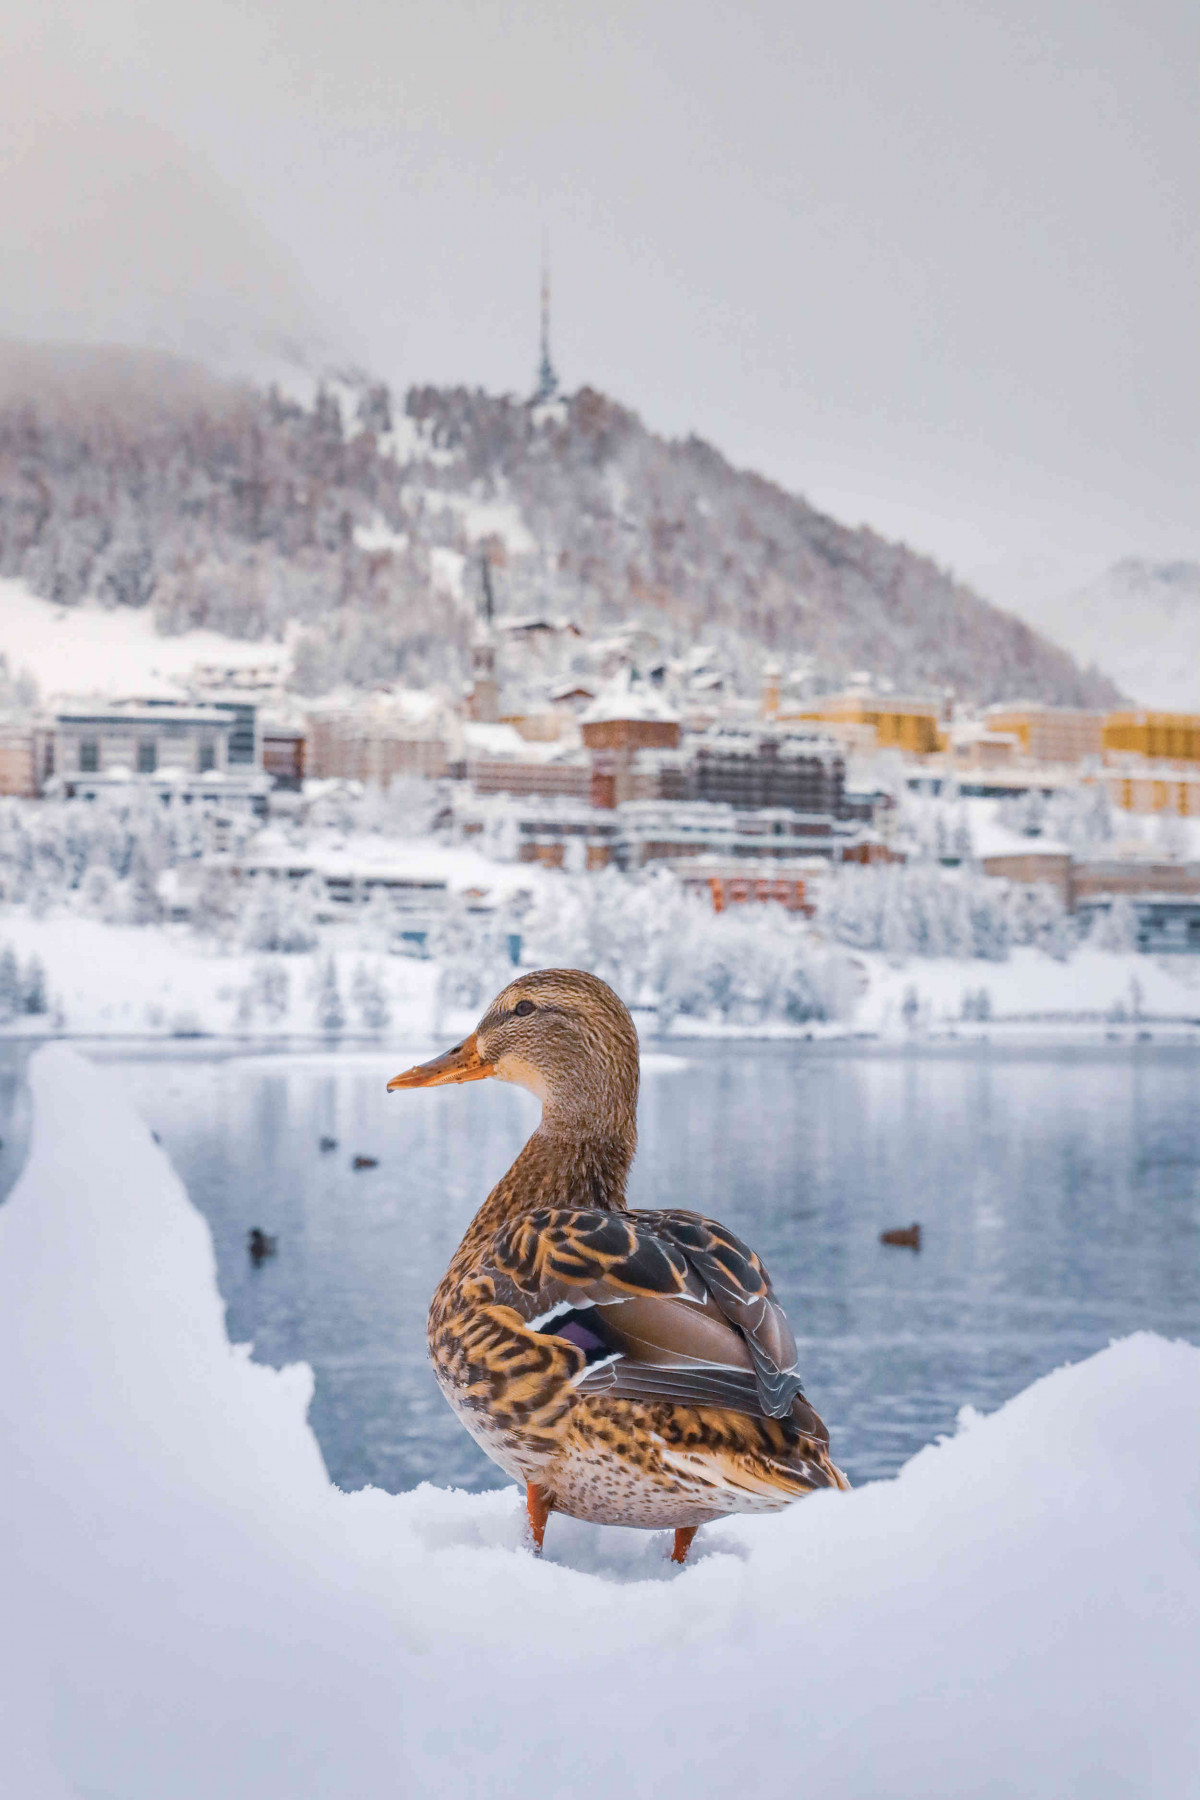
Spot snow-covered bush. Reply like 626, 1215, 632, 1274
1005, 883, 1076, 960
352, 961, 392, 1032
822, 864, 1009, 960
519, 869, 849, 1028
960, 986, 993, 1021
0, 793, 254, 912
240, 875, 321, 955
0, 943, 51, 1020
311, 956, 346, 1034
819, 864, 1075, 963
429, 895, 520, 1024
1092, 895, 1140, 953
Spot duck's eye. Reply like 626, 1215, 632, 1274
513, 999, 536, 1018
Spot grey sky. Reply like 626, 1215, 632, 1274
1, 0, 1195, 597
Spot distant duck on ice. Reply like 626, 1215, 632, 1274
247, 1228, 276, 1265
388, 968, 847, 1565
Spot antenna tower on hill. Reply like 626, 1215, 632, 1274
531, 243, 560, 404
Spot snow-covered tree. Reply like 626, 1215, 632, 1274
1093, 895, 1140, 953
0, 945, 21, 1021
313, 956, 346, 1035
352, 961, 392, 1032
22, 955, 48, 1015
1154, 809, 1189, 860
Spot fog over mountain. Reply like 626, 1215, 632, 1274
0, 343, 1121, 707
2, 0, 1195, 589
0, 112, 341, 379
998, 559, 1200, 713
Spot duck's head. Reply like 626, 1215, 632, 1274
387, 968, 639, 1140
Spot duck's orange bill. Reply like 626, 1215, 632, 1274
387, 1032, 495, 1090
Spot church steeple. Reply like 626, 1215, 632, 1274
531, 248, 559, 404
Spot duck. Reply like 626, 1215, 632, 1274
388, 968, 848, 1564
247, 1227, 277, 1264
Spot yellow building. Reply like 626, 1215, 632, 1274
983, 705, 1105, 764
1102, 711, 1200, 765
1093, 767, 1200, 817
785, 693, 943, 757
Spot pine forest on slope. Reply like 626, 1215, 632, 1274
0, 341, 1121, 706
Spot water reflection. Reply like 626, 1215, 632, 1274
8, 1038, 1200, 1490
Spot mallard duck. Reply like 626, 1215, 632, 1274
388, 968, 847, 1563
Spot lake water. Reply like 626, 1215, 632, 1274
6, 1037, 1200, 1490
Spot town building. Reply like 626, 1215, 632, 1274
0, 721, 55, 797
305, 693, 453, 785
785, 691, 945, 757
980, 849, 1075, 908
181, 850, 452, 938
581, 680, 682, 808
57, 766, 271, 817
944, 723, 1021, 771
672, 859, 817, 915
614, 800, 868, 869
685, 725, 848, 813
465, 629, 500, 724
979, 847, 1200, 918
260, 724, 307, 790
984, 705, 1105, 764
1093, 766, 1200, 818
463, 723, 590, 801
51, 702, 235, 786
1070, 857, 1200, 907
1077, 896, 1200, 955
1102, 711, 1200, 765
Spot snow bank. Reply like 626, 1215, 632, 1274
0, 913, 443, 1041
2, 1047, 1198, 1799
0, 578, 290, 700
857, 943, 1200, 1035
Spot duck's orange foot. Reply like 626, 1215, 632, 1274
671, 1526, 698, 1565
526, 1482, 551, 1554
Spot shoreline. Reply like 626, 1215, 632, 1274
0, 1019, 1197, 1056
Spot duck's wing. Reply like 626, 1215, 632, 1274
482, 1206, 819, 1431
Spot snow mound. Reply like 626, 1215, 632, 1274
0, 578, 290, 701
2, 1047, 1198, 1799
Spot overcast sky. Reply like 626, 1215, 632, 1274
1, 0, 1195, 599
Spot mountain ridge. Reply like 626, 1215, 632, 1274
0, 342, 1122, 707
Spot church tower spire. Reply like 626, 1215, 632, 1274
531, 245, 560, 404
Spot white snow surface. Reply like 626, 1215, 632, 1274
2, 1046, 1198, 1798
0, 578, 292, 700
854, 944, 1200, 1034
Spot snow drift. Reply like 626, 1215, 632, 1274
1, 1047, 1198, 1800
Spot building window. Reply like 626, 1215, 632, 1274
137, 739, 158, 774
79, 739, 99, 773
198, 742, 216, 773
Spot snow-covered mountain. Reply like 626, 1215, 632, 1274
994, 558, 1199, 712
0, 346, 1122, 707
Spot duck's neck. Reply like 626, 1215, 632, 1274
477, 1115, 635, 1227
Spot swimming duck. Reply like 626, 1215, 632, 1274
388, 968, 847, 1563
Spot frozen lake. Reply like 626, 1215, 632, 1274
6, 1036, 1200, 1490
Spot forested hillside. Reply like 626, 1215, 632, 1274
0, 342, 1120, 705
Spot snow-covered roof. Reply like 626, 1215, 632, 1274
462, 722, 583, 764
580, 672, 679, 726
967, 806, 1072, 861
55, 702, 233, 727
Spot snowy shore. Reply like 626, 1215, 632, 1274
0, 910, 1197, 1047
2, 1045, 1198, 1799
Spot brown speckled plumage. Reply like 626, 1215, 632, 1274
389, 968, 848, 1552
